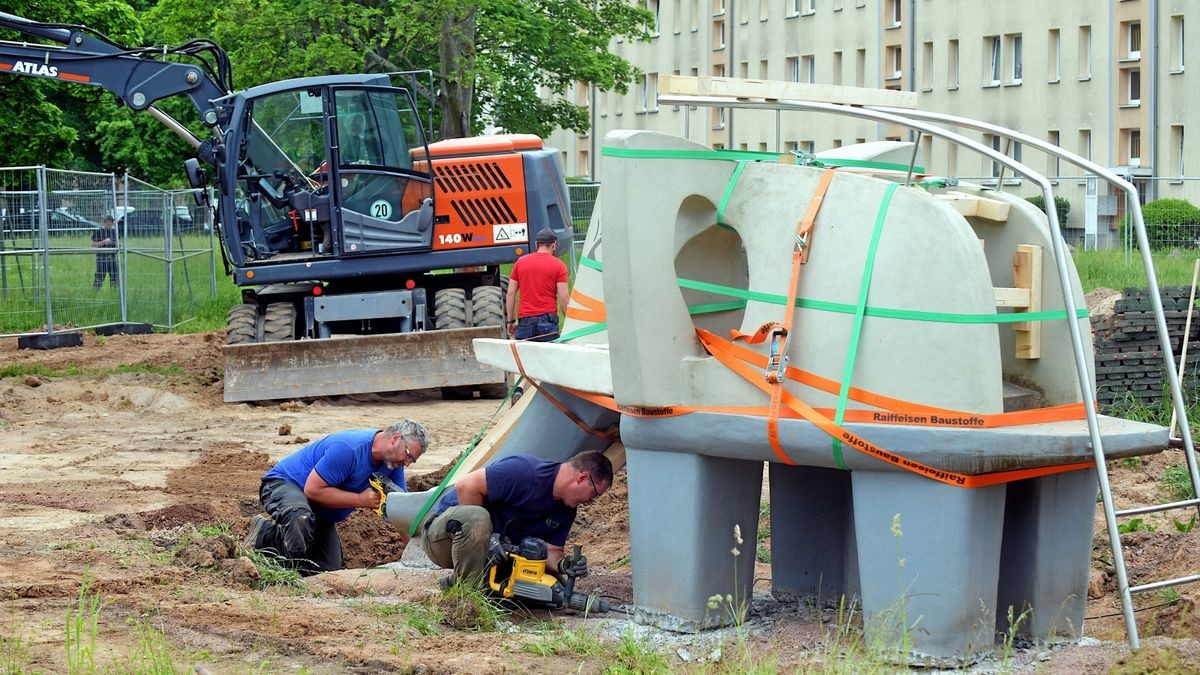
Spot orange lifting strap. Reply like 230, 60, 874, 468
508, 342, 619, 443
729, 168, 836, 464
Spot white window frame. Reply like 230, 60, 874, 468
1078, 26, 1092, 80
987, 36, 1002, 85
1047, 130, 1061, 177
1009, 34, 1022, 84
948, 39, 960, 90
802, 0, 815, 16
1127, 21, 1141, 60
787, 56, 800, 82
1048, 28, 1061, 82
920, 41, 933, 91
1171, 15, 1185, 72
1128, 68, 1141, 105
1171, 125, 1185, 180
801, 54, 815, 83
1128, 129, 1142, 166
887, 0, 901, 28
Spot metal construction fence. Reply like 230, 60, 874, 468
0, 166, 217, 337
566, 182, 599, 266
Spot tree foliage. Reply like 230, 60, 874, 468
1025, 194, 1071, 227
1, 0, 651, 184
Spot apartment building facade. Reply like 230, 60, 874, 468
548, 0, 1196, 232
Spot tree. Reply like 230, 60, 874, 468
147, 0, 654, 138
0, 1, 144, 178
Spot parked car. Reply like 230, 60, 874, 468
7, 208, 99, 234
118, 209, 166, 235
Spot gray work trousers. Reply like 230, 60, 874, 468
421, 505, 492, 586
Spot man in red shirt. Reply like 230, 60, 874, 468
506, 228, 569, 341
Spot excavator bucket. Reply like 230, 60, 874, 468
222, 326, 505, 402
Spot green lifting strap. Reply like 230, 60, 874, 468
579, 257, 1088, 325
831, 183, 899, 469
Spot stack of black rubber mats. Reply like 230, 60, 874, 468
1091, 286, 1200, 410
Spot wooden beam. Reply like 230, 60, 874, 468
1012, 244, 1043, 359
658, 75, 919, 109
994, 287, 1032, 308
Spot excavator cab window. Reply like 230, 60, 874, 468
330, 86, 434, 254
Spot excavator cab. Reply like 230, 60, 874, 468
224, 77, 434, 263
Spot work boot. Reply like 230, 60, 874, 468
243, 514, 270, 550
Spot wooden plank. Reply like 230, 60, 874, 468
658, 75, 919, 109
994, 287, 1032, 308
942, 191, 1010, 222
1012, 244, 1043, 359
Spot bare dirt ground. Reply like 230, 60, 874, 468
1, 330, 1199, 673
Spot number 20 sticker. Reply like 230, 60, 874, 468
370, 200, 393, 219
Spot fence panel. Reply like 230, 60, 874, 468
566, 182, 600, 267
0, 166, 216, 337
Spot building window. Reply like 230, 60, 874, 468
832, 50, 843, 85
787, 56, 799, 82
739, 60, 749, 78
1171, 15, 1185, 71
1127, 68, 1141, 105
833, 0, 843, 10
948, 39, 960, 89
713, 0, 726, 16
886, 0, 901, 27
802, 140, 816, 154
886, 45, 902, 80
713, 19, 725, 49
1126, 21, 1141, 59
986, 36, 1001, 85
1048, 28, 1061, 82
1127, 128, 1142, 166
577, 150, 589, 178
647, 73, 660, 111
1078, 25, 1092, 79
760, 59, 769, 78
947, 143, 958, 175
988, 134, 1002, 178
673, 0, 682, 34
920, 41, 933, 90
787, 0, 800, 18
1008, 33, 1022, 83
801, 54, 815, 83
644, 1, 661, 36
1078, 129, 1092, 183
856, 48, 866, 87
712, 64, 725, 129
803, 0, 815, 15
1171, 125, 1185, 178
760, 0, 769, 22
1048, 130, 1061, 177
921, 135, 933, 171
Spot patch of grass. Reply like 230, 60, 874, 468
0, 362, 184, 379
437, 582, 507, 632
244, 550, 304, 589
1072, 248, 1200, 293
195, 523, 232, 538
65, 573, 103, 675
122, 616, 181, 673
1158, 587, 1182, 604
520, 625, 604, 657
607, 627, 671, 674
358, 600, 444, 636
756, 501, 771, 564
1174, 515, 1197, 532
1162, 464, 1197, 501
0, 620, 34, 674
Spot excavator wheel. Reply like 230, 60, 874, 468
261, 302, 297, 342
434, 288, 468, 329
470, 285, 512, 399
226, 304, 259, 345
471, 286, 505, 327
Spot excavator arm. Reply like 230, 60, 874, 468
0, 10, 231, 155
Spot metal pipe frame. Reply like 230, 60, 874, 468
658, 92, 1175, 650
870, 104, 1200, 650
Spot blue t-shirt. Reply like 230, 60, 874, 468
435, 454, 576, 546
264, 428, 406, 523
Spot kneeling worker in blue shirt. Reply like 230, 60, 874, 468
245, 419, 428, 575
421, 450, 613, 587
